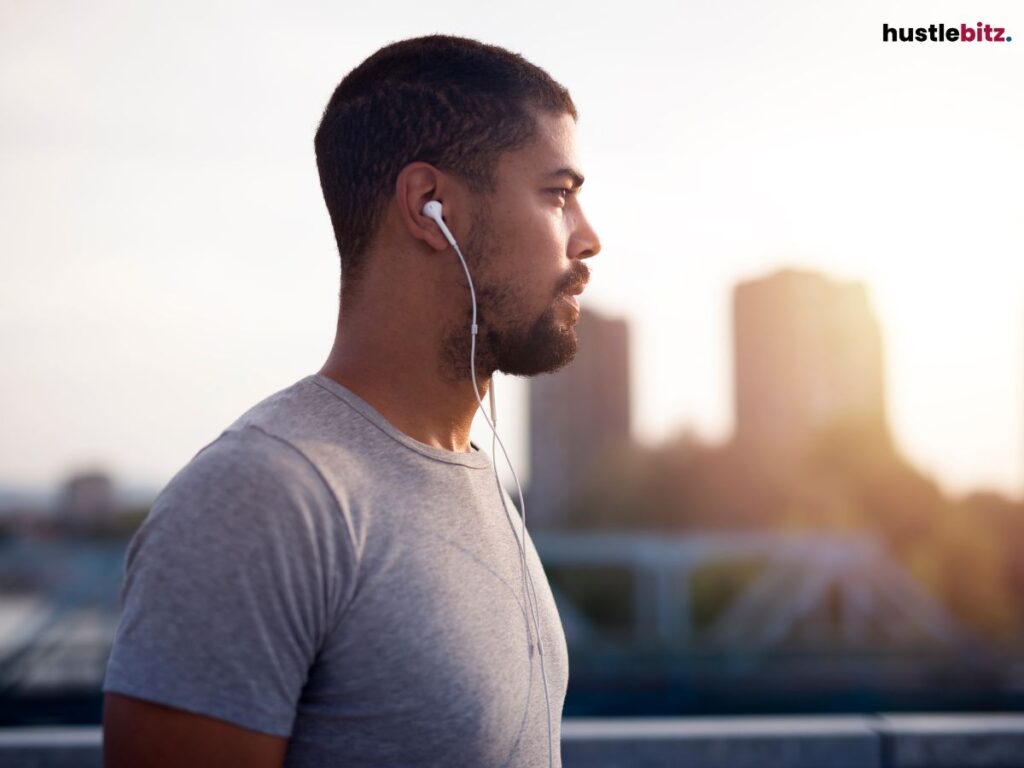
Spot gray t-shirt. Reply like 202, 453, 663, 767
103, 373, 568, 767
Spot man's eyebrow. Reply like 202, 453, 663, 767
545, 167, 585, 189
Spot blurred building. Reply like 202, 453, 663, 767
732, 268, 889, 458
56, 471, 116, 524
527, 307, 631, 528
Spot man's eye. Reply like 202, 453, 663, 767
551, 188, 572, 201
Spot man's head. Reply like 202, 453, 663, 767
315, 35, 600, 379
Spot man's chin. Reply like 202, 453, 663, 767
496, 327, 578, 377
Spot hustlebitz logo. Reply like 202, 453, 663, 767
883, 22, 1012, 43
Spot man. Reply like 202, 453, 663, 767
102, 34, 600, 767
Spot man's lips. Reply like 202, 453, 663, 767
561, 274, 585, 311
561, 277, 587, 311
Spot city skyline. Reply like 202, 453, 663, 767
2, 1, 1023, 500
3, 261, 1019, 512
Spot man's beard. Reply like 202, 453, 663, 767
474, 292, 578, 377
438, 207, 581, 382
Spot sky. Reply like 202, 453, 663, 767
2, 0, 1023, 501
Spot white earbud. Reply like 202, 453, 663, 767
421, 200, 458, 248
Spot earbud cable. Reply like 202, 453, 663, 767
447, 234, 555, 768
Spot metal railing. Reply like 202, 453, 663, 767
2, 714, 1023, 767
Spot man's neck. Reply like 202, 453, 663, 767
318, 317, 488, 454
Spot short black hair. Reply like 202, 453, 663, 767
314, 34, 577, 294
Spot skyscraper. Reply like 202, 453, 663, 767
733, 268, 889, 458
527, 307, 631, 528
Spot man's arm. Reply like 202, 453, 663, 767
102, 428, 356, 758
103, 692, 288, 768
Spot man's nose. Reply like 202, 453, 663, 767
572, 208, 601, 260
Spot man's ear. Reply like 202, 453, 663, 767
396, 162, 453, 253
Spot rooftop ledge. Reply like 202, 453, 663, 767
3, 714, 1024, 767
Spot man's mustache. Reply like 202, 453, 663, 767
561, 263, 590, 296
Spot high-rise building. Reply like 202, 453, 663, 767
527, 307, 631, 528
733, 268, 888, 458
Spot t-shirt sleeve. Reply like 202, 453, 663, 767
102, 425, 357, 738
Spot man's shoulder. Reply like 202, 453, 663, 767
148, 374, 372, 533
184, 423, 324, 492
152, 425, 337, 530
128, 422, 357, 585
220, 374, 373, 465
224, 374, 341, 440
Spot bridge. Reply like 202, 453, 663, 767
533, 530, 985, 655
